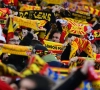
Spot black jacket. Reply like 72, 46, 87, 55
7, 33, 33, 72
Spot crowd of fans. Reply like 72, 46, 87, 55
0, 0, 100, 90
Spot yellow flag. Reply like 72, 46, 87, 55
69, 41, 78, 59
43, 0, 65, 4
13, 16, 46, 31
20, 4, 41, 11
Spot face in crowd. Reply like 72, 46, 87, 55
0, 76, 12, 84
19, 78, 36, 90
52, 32, 61, 43
19, 74, 51, 90
22, 29, 28, 38
9, 35, 20, 45
91, 43, 98, 53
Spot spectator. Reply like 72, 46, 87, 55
8, 32, 20, 45
51, 31, 61, 43
19, 74, 53, 90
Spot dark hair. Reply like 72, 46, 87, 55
27, 28, 32, 32
49, 30, 61, 39
20, 33, 33, 46
56, 21, 62, 32
31, 40, 42, 47
67, 34, 80, 38
14, 32, 19, 36
21, 74, 54, 90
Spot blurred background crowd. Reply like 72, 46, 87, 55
0, 0, 100, 90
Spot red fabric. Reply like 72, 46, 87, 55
13, 0, 18, 6
67, 23, 72, 30
87, 66, 98, 81
0, 80, 13, 90
96, 54, 100, 61
0, 8, 10, 17
74, 38, 88, 52
3, 0, 18, 6
60, 23, 71, 43
60, 30, 66, 43
93, 9, 96, 15
84, 26, 87, 32
98, 12, 100, 16
39, 37, 44, 44
7, 32, 14, 43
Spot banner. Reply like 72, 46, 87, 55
64, 18, 88, 35
18, 10, 55, 23
43, 0, 64, 4
43, 40, 63, 53
69, 41, 78, 59
68, 3, 100, 16
0, 44, 32, 56
74, 37, 95, 58
64, 10, 92, 20
20, 4, 41, 11
74, 38, 89, 52
13, 16, 46, 30
85, 43, 95, 58
85, 6, 100, 16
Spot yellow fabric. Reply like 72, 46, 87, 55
92, 80, 100, 89
13, 22, 20, 31
8, 17, 14, 33
73, 37, 95, 59
69, 41, 78, 59
8, 0, 14, 3
20, 4, 41, 11
22, 55, 47, 76
43, 0, 65, 4
0, 47, 2, 55
38, 31, 46, 39
84, 42, 95, 58
37, 20, 47, 28
0, 62, 24, 77
13, 16, 46, 30
62, 26, 69, 37
43, 40, 63, 51
69, 62, 77, 70
45, 31, 51, 40
94, 5, 100, 10
64, 18, 88, 35
0, 44, 32, 56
